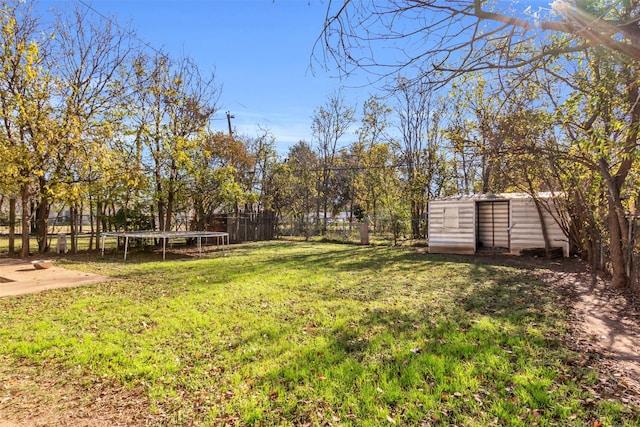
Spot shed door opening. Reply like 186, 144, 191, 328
476, 201, 509, 250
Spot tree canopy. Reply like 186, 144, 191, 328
1, 0, 640, 288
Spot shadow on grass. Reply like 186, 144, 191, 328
192, 245, 602, 423
7, 241, 639, 424
75, 242, 564, 315
255, 301, 579, 425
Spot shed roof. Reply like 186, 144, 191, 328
431, 192, 563, 202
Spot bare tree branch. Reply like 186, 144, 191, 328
316, 1, 640, 87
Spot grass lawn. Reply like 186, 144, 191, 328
0, 241, 637, 426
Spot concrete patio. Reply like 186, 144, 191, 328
0, 259, 110, 297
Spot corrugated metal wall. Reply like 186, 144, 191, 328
476, 201, 509, 250
428, 194, 570, 257
509, 198, 569, 256
428, 200, 476, 254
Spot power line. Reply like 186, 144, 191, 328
283, 163, 410, 173
76, 0, 167, 58
76, 0, 231, 125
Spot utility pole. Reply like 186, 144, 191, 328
226, 111, 235, 136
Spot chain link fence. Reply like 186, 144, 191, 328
275, 216, 427, 246
1, 213, 429, 252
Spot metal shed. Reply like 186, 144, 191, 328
427, 193, 569, 257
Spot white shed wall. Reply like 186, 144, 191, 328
428, 200, 476, 254
429, 194, 570, 257
509, 198, 569, 257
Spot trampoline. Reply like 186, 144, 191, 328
100, 231, 229, 260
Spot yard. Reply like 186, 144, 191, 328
0, 241, 638, 426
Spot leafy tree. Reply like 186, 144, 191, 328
0, 0, 136, 255
367, 142, 402, 232
549, 46, 640, 287
353, 95, 394, 226
311, 92, 355, 233
449, 75, 511, 193
320, 0, 640, 286
189, 131, 253, 230
0, 0, 52, 256
262, 160, 294, 232
47, 4, 136, 251
395, 77, 448, 238
131, 52, 220, 232
286, 140, 319, 238
244, 126, 278, 214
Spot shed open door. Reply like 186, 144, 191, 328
476, 201, 509, 250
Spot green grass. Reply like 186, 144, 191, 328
0, 241, 637, 426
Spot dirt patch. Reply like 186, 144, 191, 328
493, 255, 640, 406
542, 266, 640, 404
0, 259, 111, 297
0, 358, 159, 426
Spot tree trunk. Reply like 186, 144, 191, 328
372, 196, 378, 232
532, 197, 552, 255
598, 157, 631, 288
608, 199, 628, 288
604, 70, 640, 287
194, 197, 205, 230
165, 162, 177, 232
322, 199, 328, 235
97, 200, 106, 234
481, 156, 492, 194
30, 199, 36, 234
8, 197, 15, 256
20, 184, 29, 258
165, 189, 174, 232
411, 200, 420, 239
235, 204, 240, 242
321, 168, 329, 235
109, 202, 116, 232
36, 200, 48, 253
304, 193, 310, 241
95, 199, 103, 252
89, 196, 95, 251
70, 204, 77, 254
315, 181, 321, 236
157, 188, 165, 232
78, 200, 83, 234
36, 177, 49, 253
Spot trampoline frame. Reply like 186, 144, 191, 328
100, 231, 229, 260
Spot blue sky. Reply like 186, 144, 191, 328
35, 1, 559, 154
38, 0, 374, 154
